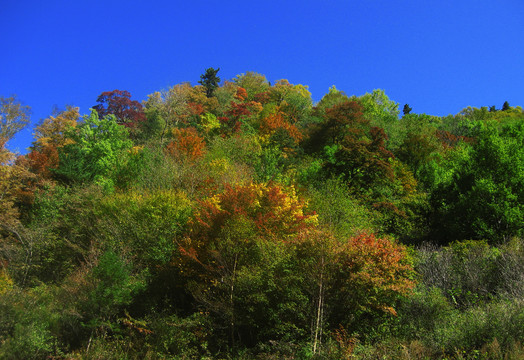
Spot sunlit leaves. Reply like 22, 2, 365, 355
55, 110, 133, 189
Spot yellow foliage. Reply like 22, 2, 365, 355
0, 268, 13, 295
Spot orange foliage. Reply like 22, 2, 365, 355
27, 145, 59, 178
259, 109, 303, 145
193, 183, 316, 241
187, 102, 204, 116
436, 129, 475, 148
28, 106, 79, 178
165, 127, 206, 161
177, 183, 317, 284
334, 232, 415, 314
234, 87, 248, 101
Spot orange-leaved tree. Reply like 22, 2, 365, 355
165, 127, 206, 162
259, 108, 303, 149
329, 232, 415, 333
178, 183, 317, 347
28, 106, 79, 178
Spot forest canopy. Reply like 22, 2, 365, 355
1, 70, 524, 359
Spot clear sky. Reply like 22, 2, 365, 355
2, 0, 524, 153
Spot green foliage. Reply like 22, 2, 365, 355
6, 73, 524, 358
55, 110, 133, 191
233, 71, 270, 101
88, 251, 144, 318
95, 189, 192, 267
306, 177, 379, 238
313, 85, 349, 118
199, 67, 221, 97
432, 300, 524, 354
430, 121, 524, 242
395, 285, 454, 339
0, 286, 62, 359
147, 312, 213, 358
354, 89, 399, 136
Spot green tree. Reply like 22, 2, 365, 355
313, 85, 349, 118
55, 110, 133, 190
308, 100, 395, 194
502, 101, 510, 111
430, 121, 524, 242
403, 104, 412, 115
233, 72, 270, 101
356, 89, 399, 126
199, 67, 221, 97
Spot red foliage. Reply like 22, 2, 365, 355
219, 100, 262, 136
254, 91, 271, 104
93, 89, 145, 128
187, 102, 204, 116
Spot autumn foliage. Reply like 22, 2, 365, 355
334, 232, 415, 315
4, 71, 524, 358
190, 183, 316, 242
259, 109, 303, 146
93, 89, 146, 128
165, 127, 206, 161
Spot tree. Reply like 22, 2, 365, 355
0, 96, 31, 143
329, 232, 415, 334
403, 104, 412, 115
0, 96, 32, 247
502, 101, 511, 111
430, 121, 524, 242
55, 110, 133, 190
313, 86, 350, 118
143, 83, 193, 141
356, 89, 400, 126
165, 127, 206, 162
0, 141, 35, 286
308, 100, 395, 192
199, 67, 221, 97
179, 183, 317, 347
93, 90, 145, 128
233, 72, 270, 101
28, 106, 79, 178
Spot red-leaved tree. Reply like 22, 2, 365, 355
93, 90, 145, 128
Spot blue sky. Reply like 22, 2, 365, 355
2, 0, 524, 153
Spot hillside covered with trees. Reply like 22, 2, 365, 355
1, 69, 524, 359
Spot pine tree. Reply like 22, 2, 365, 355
198, 67, 221, 97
